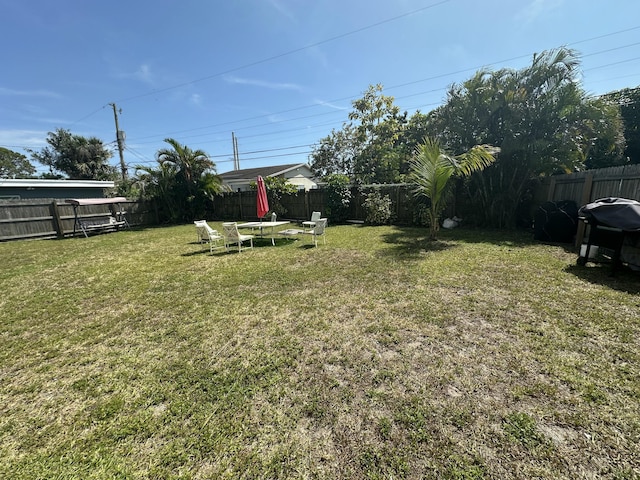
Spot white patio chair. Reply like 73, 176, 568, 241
223, 222, 254, 252
194, 220, 207, 243
302, 218, 327, 247
194, 221, 224, 253
303, 211, 321, 229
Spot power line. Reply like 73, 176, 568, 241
584, 56, 640, 72
113, 0, 451, 104
57, 21, 640, 147
123, 37, 640, 146
9, 26, 640, 157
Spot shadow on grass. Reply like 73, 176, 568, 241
379, 227, 458, 260
443, 227, 538, 248
564, 263, 640, 294
181, 248, 220, 257
378, 226, 540, 260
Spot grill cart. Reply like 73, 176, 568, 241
577, 197, 640, 273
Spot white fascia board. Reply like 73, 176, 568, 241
0, 179, 115, 188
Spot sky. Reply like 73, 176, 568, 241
1, 0, 640, 177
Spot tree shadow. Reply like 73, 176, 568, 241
439, 227, 539, 248
377, 225, 545, 259
378, 227, 459, 260
564, 263, 640, 294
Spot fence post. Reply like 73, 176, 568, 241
304, 190, 310, 220
575, 173, 594, 249
546, 177, 556, 202
50, 201, 64, 238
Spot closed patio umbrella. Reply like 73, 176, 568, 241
256, 175, 269, 221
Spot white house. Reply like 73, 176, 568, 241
219, 163, 318, 192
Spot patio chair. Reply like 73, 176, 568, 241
303, 211, 321, 229
302, 218, 327, 247
223, 222, 254, 252
271, 212, 277, 222
194, 221, 224, 253
194, 220, 207, 242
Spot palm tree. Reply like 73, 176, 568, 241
156, 138, 217, 192
134, 162, 181, 222
155, 138, 222, 221
410, 137, 498, 240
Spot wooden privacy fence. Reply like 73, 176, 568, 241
211, 185, 417, 224
4, 167, 638, 242
541, 164, 640, 206
212, 189, 326, 221
0, 199, 155, 242
538, 164, 640, 247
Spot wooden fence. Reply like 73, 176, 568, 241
210, 185, 417, 224
540, 164, 640, 206
0, 199, 156, 242
537, 164, 640, 247
2, 166, 639, 242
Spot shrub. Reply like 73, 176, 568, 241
363, 188, 393, 225
324, 174, 351, 223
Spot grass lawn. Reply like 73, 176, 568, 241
1, 223, 639, 479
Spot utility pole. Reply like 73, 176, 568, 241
109, 102, 127, 181
232, 132, 240, 170
231, 132, 237, 170
234, 134, 239, 170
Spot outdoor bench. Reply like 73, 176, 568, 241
79, 215, 126, 237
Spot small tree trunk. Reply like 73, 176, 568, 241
429, 205, 439, 240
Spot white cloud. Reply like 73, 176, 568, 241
267, 0, 297, 22
114, 63, 155, 85
314, 99, 348, 111
134, 64, 153, 84
267, 114, 284, 123
0, 129, 49, 149
0, 87, 61, 99
306, 46, 330, 70
224, 75, 303, 92
189, 93, 203, 107
517, 0, 564, 24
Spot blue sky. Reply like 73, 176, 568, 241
1, 0, 639, 176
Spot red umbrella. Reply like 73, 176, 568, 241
256, 175, 269, 220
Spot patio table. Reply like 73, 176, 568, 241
236, 221, 290, 245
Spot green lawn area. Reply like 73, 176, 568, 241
1, 223, 638, 479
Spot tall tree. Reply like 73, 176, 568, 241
604, 86, 640, 164
427, 48, 625, 227
310, 84, 409, 184
138, 138, 221, 222
134, 162, 181, 222
349, 84, 406, 184
410, 137, 497, 240
29, 128, 116, 180
582, 97, 626, 170
0, 147, 36, 178
309, 126, 360, 179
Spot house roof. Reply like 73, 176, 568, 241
0, 179, 115, 188
219, 163, 310, 181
